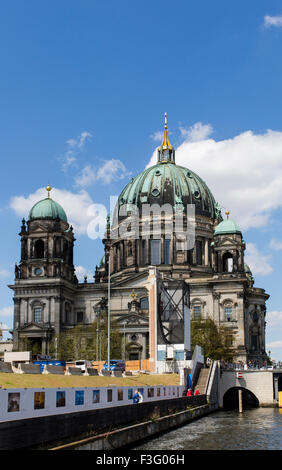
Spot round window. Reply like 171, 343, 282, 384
194, 190, 201, 199
152, 189, 160, 197
34, 267, 42, 276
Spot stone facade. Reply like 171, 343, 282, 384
9, 122, 269, 364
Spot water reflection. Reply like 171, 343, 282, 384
133, 408, 282, 450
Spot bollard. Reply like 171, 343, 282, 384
238, 389, 243, 413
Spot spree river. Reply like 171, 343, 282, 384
133, 408, 282, 450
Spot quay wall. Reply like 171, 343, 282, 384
0, 385, 207, 450
51, 403, 218, 450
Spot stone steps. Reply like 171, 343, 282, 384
196, 368, 210, 394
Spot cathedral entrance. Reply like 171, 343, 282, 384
30, 338, 42, 356
126, 341, 142, 361
19, 336, 43, 356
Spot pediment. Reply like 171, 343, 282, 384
30, 224, 48, 233
20, 322, 46, 331
218, 237, 237, 246
116, 313, 149, 326
112, 271, 150, 290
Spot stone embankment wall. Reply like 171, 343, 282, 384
51, 403, 218, 450
0, 395, 209, 450
218, 370, 275, 407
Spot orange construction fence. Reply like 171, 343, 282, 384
91, 359, 151, 372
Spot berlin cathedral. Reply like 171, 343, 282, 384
10, 116, 269, 367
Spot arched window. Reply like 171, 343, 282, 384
164, 239, 170, 264
141, 239, 147, 265
34, 306, 42, 323
224, 304, 233, 321
128, 241, 133, 257
65, 303, 71, 324
192, 301, 202, 320
150, 239, 161, 265
223, 252, 233, 273
34, 239, 44, 259
196, 240, 203, 265
140, 297, 149, 310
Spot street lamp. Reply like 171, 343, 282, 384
94, 298, 107, 363
107, 249, 111, 371
94, 307, 100, 362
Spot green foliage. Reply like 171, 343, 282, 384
54, 312, 123, 362
191, 318, 234, 362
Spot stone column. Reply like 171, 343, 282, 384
144, 268, 158, 372
204, 239, 209, 266
54, 296, 61, 336
213, 293, 220, 325
13, 298, 21, 350
42, 338, 47, 355
161, 235, 165, 264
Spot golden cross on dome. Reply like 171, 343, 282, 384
162, 112, 172, 150
131, 289, 137, 300
46, 184, 52, 198
164, 112, 168, 129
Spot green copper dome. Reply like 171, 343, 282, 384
214, 218, 241, 236
117, 162, 220, 220
28, 198, 68, 222
114, 116, 221, 222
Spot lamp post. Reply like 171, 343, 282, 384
107, 249, 111, 371
94, 307, 100, 362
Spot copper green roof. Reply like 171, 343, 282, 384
244, 263, 252, 274
214, 218, 241, 236
28, 198, 68, 222
116, 162, 221, 220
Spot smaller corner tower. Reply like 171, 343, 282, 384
10, 185, 77, 354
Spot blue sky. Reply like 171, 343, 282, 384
1, 0, 282, 361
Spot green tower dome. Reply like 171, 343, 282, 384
244, 263, 252, 274
28, 186, 67, 222
214, 213, 241, 236
116, 115, 221, 221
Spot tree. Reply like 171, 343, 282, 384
53, 312, 123, 362
191, 318, 234, 362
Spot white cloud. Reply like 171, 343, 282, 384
75, 265, 93, 282
75, 165, 96, 187
0, 267, 10, 278
66, 131, 92, 150
10, 187, 104, 236
179, 122, 213, 142
150, 131, 163, 142
147, 126, 282, 231
245, 243, 273, 276
269, 238, 282, 251
0, 306, 13, 318
75, 159, 132, 187
266, 340, 282, 349
264, 15, 282, 28
266, 310, 282, 327
62, 131, 92, 172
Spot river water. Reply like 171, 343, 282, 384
133, 408, 282, 450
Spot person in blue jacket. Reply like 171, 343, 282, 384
133, 390, 142, 403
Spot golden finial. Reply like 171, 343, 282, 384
162, 112, 172, 150
164, 112, 168, 129
131, 289, 137, 300
46, 184, 52, 198
225, 210, 230, 219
